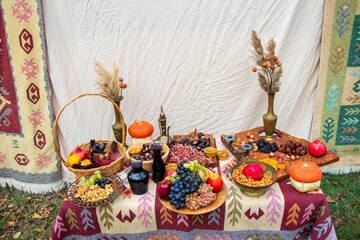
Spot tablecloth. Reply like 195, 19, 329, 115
51, 140, 337, 240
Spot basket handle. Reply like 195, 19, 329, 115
53, 93, 126, 163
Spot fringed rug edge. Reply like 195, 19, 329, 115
0, 177, 64, 194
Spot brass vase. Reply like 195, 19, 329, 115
112, 101, 127, 145
263, 92, 277, 141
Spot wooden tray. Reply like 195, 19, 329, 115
158, 184, 228, 215
221, 127, 339, 181
172, 133, 218, 168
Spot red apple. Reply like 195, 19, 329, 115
73, 147, 89, 160
164, 170, 176, 178
206, 173, 223, 193
156, 180, 172, 199
243, 163, 264, 181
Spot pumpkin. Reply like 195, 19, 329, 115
289, 161, 322, 193
128, 119, 154, 138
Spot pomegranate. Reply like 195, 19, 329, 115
73, 147, 89, 160
308, 139, 327, 157
164, 170, 176, 178
243, 163, 264, 181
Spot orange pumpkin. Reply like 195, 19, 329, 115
128, 119, 154, 138
289, 161, 322, 183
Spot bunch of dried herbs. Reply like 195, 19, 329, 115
251, 30, 283, 93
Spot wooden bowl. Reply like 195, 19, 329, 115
126, 141, 169, 172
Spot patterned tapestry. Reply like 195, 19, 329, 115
311, 0, 360, 173
0, 0, 62, 192
50, 158, 337, 240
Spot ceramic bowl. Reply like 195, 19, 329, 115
126, 140, 169, 172
231, 161, 277, 197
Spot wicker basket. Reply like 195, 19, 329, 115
53, 93, 126, 177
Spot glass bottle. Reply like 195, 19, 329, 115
151, 141, 165, 183
127, 158, 149, 195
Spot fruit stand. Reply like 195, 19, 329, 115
50, 133, 338, 240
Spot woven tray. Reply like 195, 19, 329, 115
53, 93, 126, 177
67, 173, 123, 208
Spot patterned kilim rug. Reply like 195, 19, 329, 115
0, 0, 62, 192
312, 0, 360, 173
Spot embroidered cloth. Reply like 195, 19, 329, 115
0, 0, 61, 192
311, 0, 360, 173
50, 141, 337, 240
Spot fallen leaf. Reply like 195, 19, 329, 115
8, 204, 14, 208
333, 217, 344, 225
331, 181, 338, 186
326, 196, 336, 203
34, 228, 43, 233
334, 193, 344, 201
7, 220, 16, 226
33, 212, 41, 219
12, 232, 21, 239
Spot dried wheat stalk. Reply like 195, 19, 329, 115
251, 30, 283, 93
94, 60, 126, 103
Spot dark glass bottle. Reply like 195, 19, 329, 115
127, 158, 149, 195
151, 141, 165, 183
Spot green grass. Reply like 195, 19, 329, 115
321, 172, 360, 239
0, 172, 359, 239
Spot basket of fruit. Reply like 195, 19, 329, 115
53, 93, 126, 177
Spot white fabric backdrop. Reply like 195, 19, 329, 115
43, 0, 324, 179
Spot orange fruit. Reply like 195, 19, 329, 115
80, 159, 92, 166
67, 154, 81, 166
